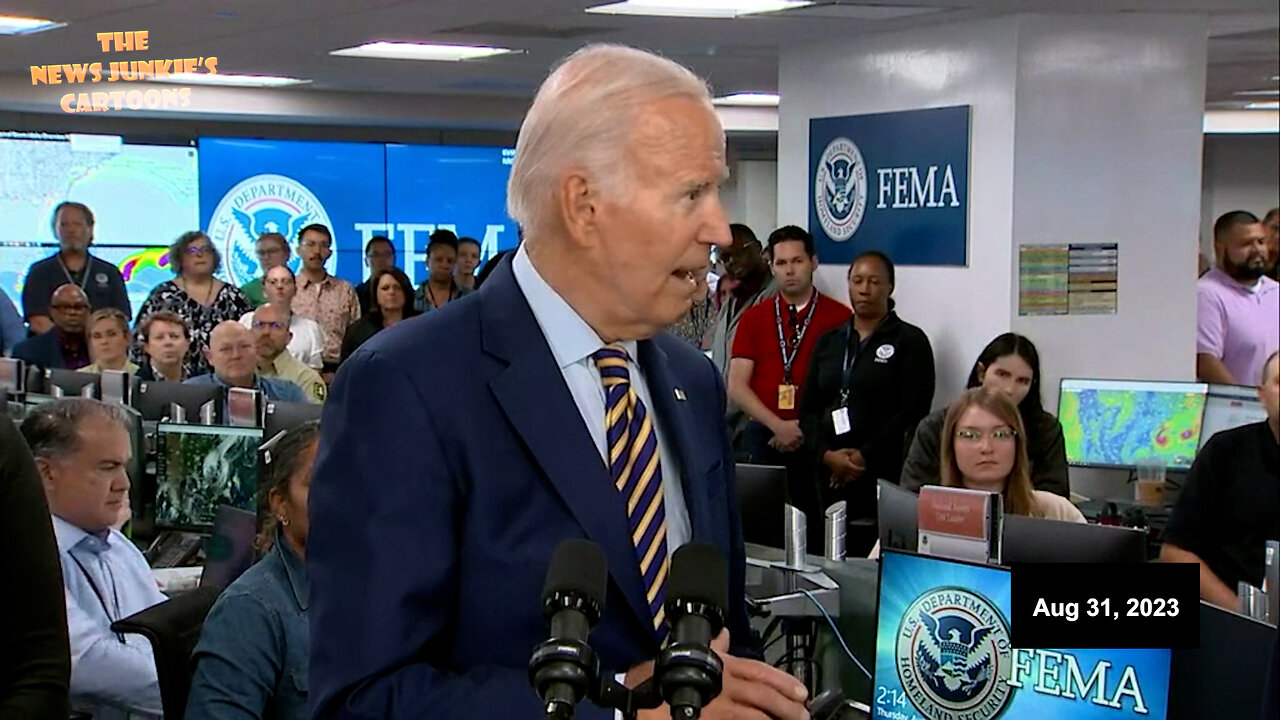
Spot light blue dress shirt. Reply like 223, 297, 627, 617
511, 244, 691, 554
53, 515, 167, 719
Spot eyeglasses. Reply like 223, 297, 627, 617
955, 428, 1018, 443
51, 303, 90, 311
185, 245, 214, 256
256, 247, 286, 259
252, 321, 286, 331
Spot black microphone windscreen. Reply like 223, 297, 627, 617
668, 542, 727, 610
542, 539, 608, 606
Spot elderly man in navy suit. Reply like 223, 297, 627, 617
308, 45, 810, 720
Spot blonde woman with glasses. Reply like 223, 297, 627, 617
940, 388, 1085, 522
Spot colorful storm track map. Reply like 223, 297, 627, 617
1059, 379, 1206, 469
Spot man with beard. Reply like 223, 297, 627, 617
22, 202, 130, 335
1197, 211, 1280, 386
708, 224, 775, 448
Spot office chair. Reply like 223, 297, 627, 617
110, 585, 222, 719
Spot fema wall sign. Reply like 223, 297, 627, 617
809, 105, 971, 266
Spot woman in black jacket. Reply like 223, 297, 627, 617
798, 251, 935, 537
899, 333, 1070, 498
340, 268, 420, 364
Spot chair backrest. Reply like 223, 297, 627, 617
111, 585, 222, 719
733, 463, 788, 548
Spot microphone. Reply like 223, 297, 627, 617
656, 542, 727, 719
529, 539, 608, 720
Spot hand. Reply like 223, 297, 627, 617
823, 449, 865, 488
770, 420, 804, 452
635, 629, 810, 720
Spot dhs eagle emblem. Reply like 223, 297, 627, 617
896, 587, 1012, 719
206, 174, 334, 286
814, 137, 867, 242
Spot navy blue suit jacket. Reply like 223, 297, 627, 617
308, 259, 753, 719
12, 331, 71, 371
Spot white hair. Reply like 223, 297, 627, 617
506, 44, 714, 235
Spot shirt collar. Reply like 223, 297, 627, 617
298, 272, 331, 290
51, 514, 113, 555
211, 372, 266, 393
272, 531, 309, 611
511, 244, 637, 368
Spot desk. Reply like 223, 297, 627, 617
745, 543, 878, 706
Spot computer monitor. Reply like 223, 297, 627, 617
877, 480, 919, 553
200, 505, 258, 590
733, 463, 787, 548
1001, 515, 1148, 564
99, 370, 139, 407
263, 400, 322, 442
154, 422, 261, 529
133, 381, 222, 424
0, 358, 23, 394
1199, 384, 1267, 450
45, 369, 99, 398
875, 550, 1172, 719
1167, 602, 1277, 719
1058, 378, 1207, 470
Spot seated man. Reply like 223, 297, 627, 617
252, 303, 326, 404
238, 265, 325, 370
13, 284, 91, 370
20, 398, 165, 719
1161, 350, 1280, 609
185, 321, 306, 406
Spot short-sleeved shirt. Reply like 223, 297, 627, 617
730, 291, 851, 420
238, 311, 326, 369
259, 350, 327, 404
1196, 269, 1280, 385
293, 274, 360, 365
21, 253, 131, 320
1164, 421, 1280, 590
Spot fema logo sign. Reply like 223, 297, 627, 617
813, 137, 867, 242
206, 174, 334, 286
896, 586, 1012, 719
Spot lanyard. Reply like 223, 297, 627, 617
774, 292, 818, 383
839, 320, 883, 406
58, 254, 92, 292
69, 550, 126, 643
426, 281, 458, 309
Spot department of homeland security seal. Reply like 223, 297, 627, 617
814, 136, 867, 242
206, 174, 334, 286
896, 587, 1013, 720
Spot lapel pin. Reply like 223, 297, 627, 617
674, 388, 687, 401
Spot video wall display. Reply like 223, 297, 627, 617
0, 133, 200, 315
2, 133, 518, 318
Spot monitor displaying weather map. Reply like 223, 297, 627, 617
0, 132, 199, 318
1058, 379, 1208, 470
874, 550, 1171, 720
154, 423, 260, 529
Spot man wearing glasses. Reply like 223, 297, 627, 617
291, 224, 360, 378
240, 232, 292, 308
727, 226, 850, 530
249, 303, 327, 404
22, 201, 131, 335
237, 265, 325, 369
14, 285, 93, 370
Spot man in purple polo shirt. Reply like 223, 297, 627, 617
1197, 210, 1280, 386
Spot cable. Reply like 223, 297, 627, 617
798, 588, 872, 680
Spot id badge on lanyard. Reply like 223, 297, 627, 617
831, 329, 857, 435
774, 294, 817, 411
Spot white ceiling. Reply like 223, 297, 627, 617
1, 0, 1276, 127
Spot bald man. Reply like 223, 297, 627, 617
184, 321, 306, 408
13, 284, 92, 370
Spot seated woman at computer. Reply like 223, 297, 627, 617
1161, 351, 1280, 611
901, 333, 1070, 498
186, 420, 319, 720
940, 388, 1084, 523
81, 308, 140, 375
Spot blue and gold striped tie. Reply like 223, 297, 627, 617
592, 344, 669, 643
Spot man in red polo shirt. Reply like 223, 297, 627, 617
728, 225, 851, 526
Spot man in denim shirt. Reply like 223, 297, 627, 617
187, 422, 318, 720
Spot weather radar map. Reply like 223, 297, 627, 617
0, 133, 199, 317
1059, 379, 1207, 470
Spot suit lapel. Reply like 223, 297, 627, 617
637, 339, 713, 542
480, 262, 653, 633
